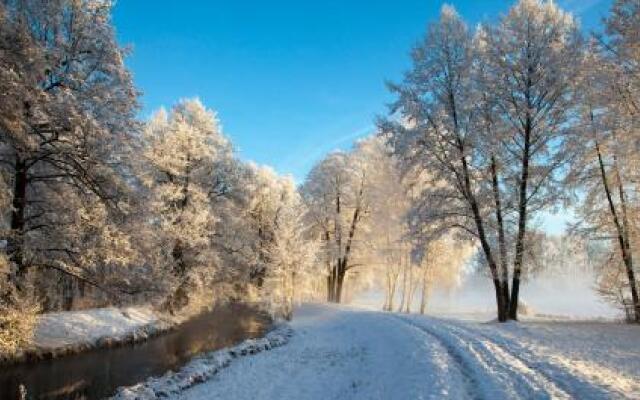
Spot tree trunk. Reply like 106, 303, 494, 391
283, 271, 295, 321
509, 116, 532, 321
595, 140, 640, 322
398, 257, 407, 313
383, 236, 398, 311
327, 265, 338, 302
419, 258, 430, 314
449, 78, 505, 321
385, 268, 398, 311
9, 157, 29, 289
62, 274, 74, 311
324, 228, 333, 302
419, 282, 428, 315
333, 195, 362, 304
335, 262, 345, 303
163, 248, 193, 314
333, 189, 342, 302
404, 255, 414, 313
326, 274, 333, 302
383, 285, 389, 311
459, 149, 506, 321
389, 275, 397, 311
612, 149, 640, 322
491, 156, 510, 320
163, 279, 191, 315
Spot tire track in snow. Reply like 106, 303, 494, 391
435, 318, 640, 399
391, 315, 518, 399
386, 314, 481, 400
393, 315, 572, 400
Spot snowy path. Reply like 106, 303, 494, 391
176, 304, 640, 400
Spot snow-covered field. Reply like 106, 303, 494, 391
170, 304, 639, 400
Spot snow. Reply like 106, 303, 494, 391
34, 306, 164, 349
399, 314, 640, 398
164, 304, 639, 400
4, 306, 173, 363
112, 324, 293, 399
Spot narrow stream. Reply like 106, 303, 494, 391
0, 303, 272, 400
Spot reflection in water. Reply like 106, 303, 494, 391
0, 303, 271, 400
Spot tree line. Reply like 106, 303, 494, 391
304, 0, 639, 323
378, 0, 640, 322
0, 0, 318, 353
0, 0, 638, 354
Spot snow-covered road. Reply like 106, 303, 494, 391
176, 304, 640, 400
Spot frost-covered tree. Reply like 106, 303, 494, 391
355, 135, 414, 312
382, 5, 509, 320
0, 248, 38, 355
303, 136, 393, 303
470, 25, 514, 316
566, 0, 640, 322
600, 0, 639, 118
262, 172, 318, 320
213, 163, 296, 294
303, 152, 362, 303
0, 0, 139, 310
417, 236, 469, 315
383, 1, 585, 321
479, 0, 583, 319
142, 99, 230, 313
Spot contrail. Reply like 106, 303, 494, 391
281, 124, 376, 182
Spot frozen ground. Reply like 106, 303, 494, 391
173, 303, 639, 400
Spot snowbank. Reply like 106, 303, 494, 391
111, 323, 293, 399
1, 306, 174, 365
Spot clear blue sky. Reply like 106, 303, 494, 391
113, 0, 611, 184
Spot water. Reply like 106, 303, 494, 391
0, 303, 272, 400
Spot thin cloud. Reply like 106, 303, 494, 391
559, 0, 606, 15
280, 124, 376, 183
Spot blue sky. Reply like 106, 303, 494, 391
112, 0, 610, 183
111, 1, 613, 235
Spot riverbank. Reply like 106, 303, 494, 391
0, 306, 176, 365
1, 303, 274, 399
113, 323, 293, 399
